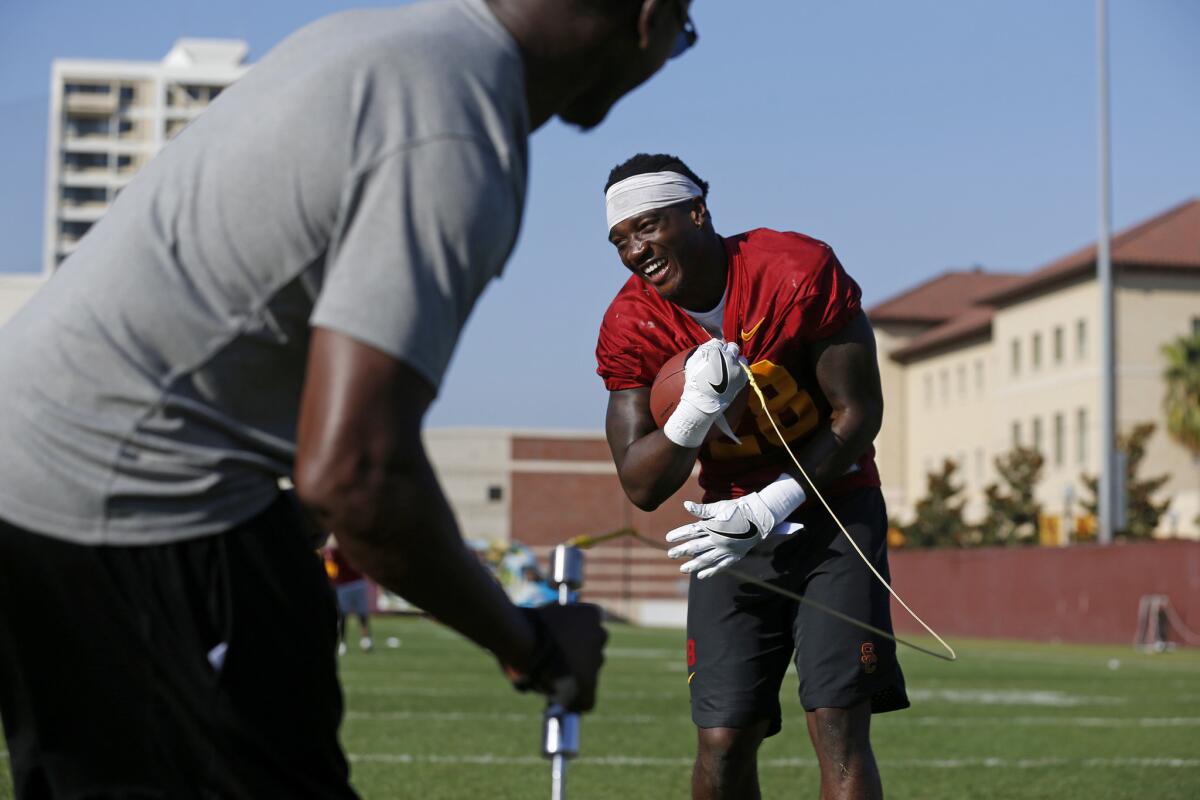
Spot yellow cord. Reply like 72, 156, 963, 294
740, 363, 957, 661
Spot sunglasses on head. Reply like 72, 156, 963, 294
670, 1, 698, 59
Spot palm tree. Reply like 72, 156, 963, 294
1161, 331, 1200, 457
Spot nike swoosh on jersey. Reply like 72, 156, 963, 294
709, 356, 728, 394
740, 316, 766, 341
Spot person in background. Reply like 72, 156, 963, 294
324, 539, 374, 654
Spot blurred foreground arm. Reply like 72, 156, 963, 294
295, 328, 605, 710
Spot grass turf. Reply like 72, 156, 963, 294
3, 616, 1199, 798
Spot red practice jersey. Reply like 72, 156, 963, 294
323, 546, 365, 586
596, 228, 881, 505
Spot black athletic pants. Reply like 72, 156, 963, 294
0, 496, 358, 799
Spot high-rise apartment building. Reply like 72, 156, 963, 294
43, 39, 250, 273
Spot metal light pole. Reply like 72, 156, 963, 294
542, 544, 584, 800
1096, 0, 1116, 545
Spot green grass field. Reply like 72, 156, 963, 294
3, 616, 1199, 799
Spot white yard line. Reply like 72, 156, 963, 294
344, 709, 1200, 728
344, 685, 1131, 705
905, 688, 1125, 706
344, 686, 676, 700
907, 716, 1200, 727
344, 753, 1200, 769
1, 749, 1194, 770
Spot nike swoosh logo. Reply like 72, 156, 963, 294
709, 356, 728, 394
740, 316, 766, 341
715, 521, 760, 541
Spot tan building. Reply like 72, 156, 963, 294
44, 39, 249, 273
872, 199, 1200, 538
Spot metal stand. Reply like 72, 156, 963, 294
542, 545, 584, 800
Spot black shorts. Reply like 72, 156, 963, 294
686, 486, 909, 737
0, 496, 358, 799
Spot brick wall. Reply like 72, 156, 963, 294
888, 540, 1200, 644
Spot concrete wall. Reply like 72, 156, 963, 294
424, 428, 511, 544
889, 540, 1200, 644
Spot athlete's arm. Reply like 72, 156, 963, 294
605, 387, 699, 511
294, 328, 604, 707
786, 311, 884, 492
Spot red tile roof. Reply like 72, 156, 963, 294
868, 269, 1023, 324
981, 198, 1200, 306
890, 307, 995, 363
887, 199, 1200, 362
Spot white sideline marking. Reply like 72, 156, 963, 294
345, 753, 1200, 770
906, 688, 1124, 707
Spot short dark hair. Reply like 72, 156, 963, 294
604, 153, 709, 197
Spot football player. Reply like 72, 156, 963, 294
596, 153, 909, 800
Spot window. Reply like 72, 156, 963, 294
64, 82, 110, 95
923, 374, 933, 409
1032, 417, 1043, 454
939, 369, 949, 404
1053, 413, 1064, 467
119, 85, 136, 105
61, 186, 106, 206
63, 152, 107, 171
1077, 407, 1088, 466
66, 117, 109, 138
487, 485, 503, 502
974, 360, 984, 394
1032, 333, 1042, 370
1011, 339, 1021, 376
1076, 319, 1088, 360
1012, 421, 1022, 448
1053, 326, 1064, 365
58, 220, 92, 242
956, 365, 966, 399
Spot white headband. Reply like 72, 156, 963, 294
605, 171, 703, 231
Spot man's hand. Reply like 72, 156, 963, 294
665, 474, 808, 579
502, 603, 607, 713
664, 339, 748, 447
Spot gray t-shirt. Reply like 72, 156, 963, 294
0, 0, 529, 545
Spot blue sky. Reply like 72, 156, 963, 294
1, 0, 1197, 429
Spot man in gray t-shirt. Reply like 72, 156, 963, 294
0, 0, 699, 794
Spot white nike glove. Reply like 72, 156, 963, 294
665, 474, 807, 579
663, 339, 749, 448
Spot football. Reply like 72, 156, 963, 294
649, 347, 750, 442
